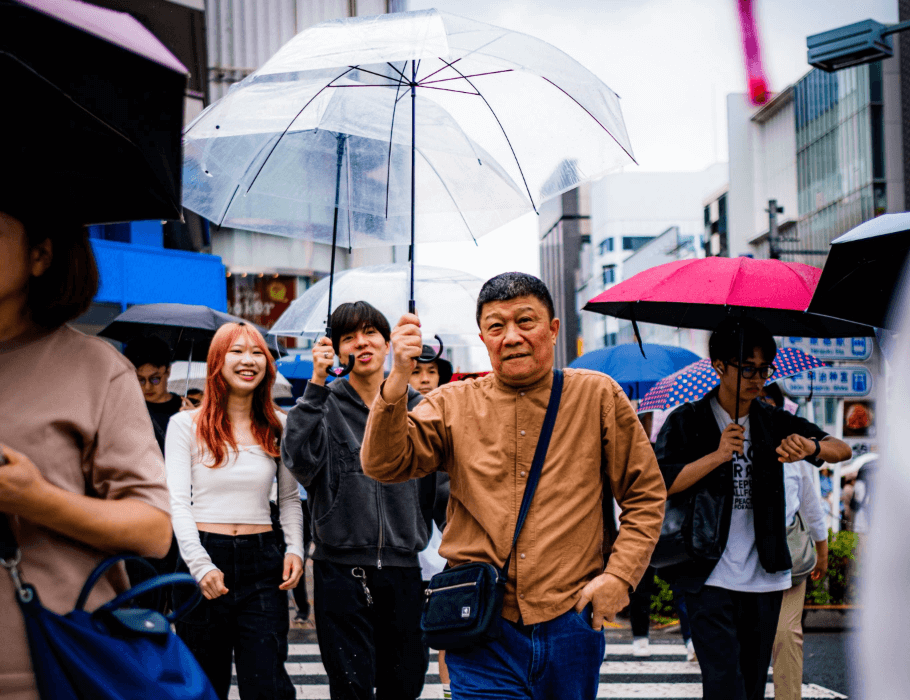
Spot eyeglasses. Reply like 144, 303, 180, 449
725, 362, 776, 380
137, 376, 163, 386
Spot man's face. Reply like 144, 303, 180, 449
136, 363, 171, 403
337, 325, 389, 380
479, 295, 559, 387
409, 362, 440, 396
712, 346, 770, 403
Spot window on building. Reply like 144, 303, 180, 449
622, 236, 652, 252
601, 264, 615, 286
603, 332, 618, 347
598, 238, 614, 255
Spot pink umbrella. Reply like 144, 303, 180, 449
583, 257, 871, 339
584, 257, 871, 420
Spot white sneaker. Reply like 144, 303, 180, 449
685, 638, 697, 663
631, 637, 651, 657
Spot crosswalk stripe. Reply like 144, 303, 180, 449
227, 643, 848, 700
228, 682, 846, 699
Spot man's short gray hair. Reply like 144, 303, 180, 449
475, 272, 555, 327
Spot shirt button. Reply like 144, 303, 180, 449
520, 553, 526, 559
520, 430, 526, 436
520, 471, 526, 477
520, 392, 525, 396
519, 594, 525, 599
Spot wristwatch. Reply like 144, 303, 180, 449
810, 437, 822, 460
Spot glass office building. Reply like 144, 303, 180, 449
793, 63, 886, 258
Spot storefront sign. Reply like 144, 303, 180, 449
227, 274, 297, 336
779, 336, 872, 361
781, 365, 873, 397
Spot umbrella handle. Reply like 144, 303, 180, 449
332, 354, 356, 378
416, 335, 445, 364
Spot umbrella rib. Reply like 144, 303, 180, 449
386, 62, 407, 219
539, 77, 638, 166
348, 65, 407, 85
386, 62, 409, 81
418, 145, 479, 246
419, 69, 515, 85
245, 67, 354, 194
420, 58, 462, 83
437, 58, 538, 214
417, 85, 481, 96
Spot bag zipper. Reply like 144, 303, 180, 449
426, 580, 478, 596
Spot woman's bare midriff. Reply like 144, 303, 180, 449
197, 523, 273, 536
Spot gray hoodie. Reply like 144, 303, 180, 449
282, 378, 429, 568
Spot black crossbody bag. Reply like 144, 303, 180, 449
420, 369, 564, 650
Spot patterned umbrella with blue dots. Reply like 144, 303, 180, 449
638, 346, 826, 413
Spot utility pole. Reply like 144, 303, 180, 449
767, 199, 784, 259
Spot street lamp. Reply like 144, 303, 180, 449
807, 19, 910, 72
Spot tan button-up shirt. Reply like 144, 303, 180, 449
362, 368, 666, 624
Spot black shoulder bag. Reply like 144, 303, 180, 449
420, 369, 564, 650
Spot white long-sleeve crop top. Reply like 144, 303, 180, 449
165, 409, 303, 582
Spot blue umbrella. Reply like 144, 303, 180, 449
569, 343, 700, 399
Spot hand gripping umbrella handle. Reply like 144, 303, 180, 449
417, 335, 445, 364
324, 327, 355, 378
333, 354, 356, 377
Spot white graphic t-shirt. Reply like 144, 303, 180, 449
704, 398, 792, 593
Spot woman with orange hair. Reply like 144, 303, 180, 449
165, 322, 303, 700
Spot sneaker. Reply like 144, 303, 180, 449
631, 637, 651, 657
685, 638, 697, 663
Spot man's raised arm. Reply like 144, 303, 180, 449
362, 313, 446, 483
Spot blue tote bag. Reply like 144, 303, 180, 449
1, 518, 219, 700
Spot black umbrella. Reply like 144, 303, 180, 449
807, 213, 910, 330
99, 304, 281, 365
0, 0, 187, 224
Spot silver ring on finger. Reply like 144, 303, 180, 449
324, 352, 330, 358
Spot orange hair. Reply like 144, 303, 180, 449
195, 322, 283, 468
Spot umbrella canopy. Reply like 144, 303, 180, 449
0, 0, 187, 224
269, 263, 486, 348
568, 343, 700, 400
637, 347, 827, 413
807, 213, 910, 329
100, 304, 279, 361
182, 8, 635, 246
584, 257, 873, 338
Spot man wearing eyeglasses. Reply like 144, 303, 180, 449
654, 318, 850, 700
124, 336, 193, 454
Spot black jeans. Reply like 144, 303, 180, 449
174, 531, 295, 700
313, 559, 428, 700
685, 585, 784, 700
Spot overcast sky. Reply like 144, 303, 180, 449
407, 0, 899, 280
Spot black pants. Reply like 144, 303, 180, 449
175, 531, 295, 700
292, 499, 312, 618
685, 585, 783, 700
313, 559, 428, 700
125, 535, 180, 613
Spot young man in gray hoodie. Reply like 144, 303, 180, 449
282, 301, 429, 700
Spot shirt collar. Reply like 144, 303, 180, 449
490, 368, 555, 395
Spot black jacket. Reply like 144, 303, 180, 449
654, 388, 826, 592
282, 379, 430, 568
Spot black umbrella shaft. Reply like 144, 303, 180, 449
410, 60, 416, 314
327, 134, 347, 336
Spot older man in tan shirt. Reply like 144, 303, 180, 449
361, 272, 665, 700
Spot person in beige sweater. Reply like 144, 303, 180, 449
0, 209, 172, 700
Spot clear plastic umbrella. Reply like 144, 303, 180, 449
183, 8, 635, 246
269, 264, 485, 349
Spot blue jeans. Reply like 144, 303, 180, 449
174, 531, 295, 700
446, 606, 605, 699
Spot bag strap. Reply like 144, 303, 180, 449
0, 515, 17, 561
501, 369, 564, 578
